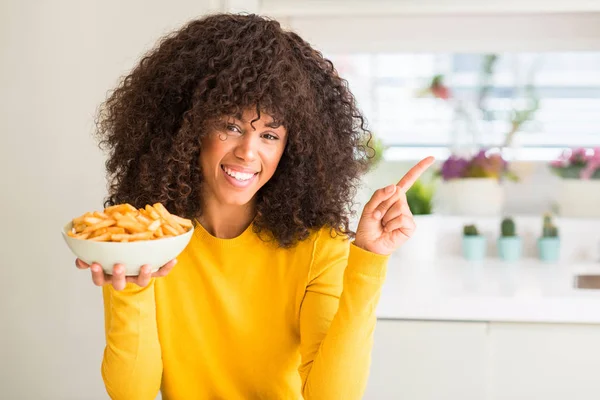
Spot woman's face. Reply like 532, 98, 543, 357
199, 109, 288, 207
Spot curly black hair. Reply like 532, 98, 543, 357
94, 13, 375, 248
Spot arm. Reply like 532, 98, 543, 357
298, 230, 388, 400
298, 157, 432, 398
101, 279, 162, 400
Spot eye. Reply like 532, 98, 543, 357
263, 133, 278, 141
226, 124, 242, 134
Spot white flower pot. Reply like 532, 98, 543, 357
557, 179, 600, 218
434, 177, 504, 216
394, 214, 439, 262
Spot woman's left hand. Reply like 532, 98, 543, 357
354, 156, 435, 256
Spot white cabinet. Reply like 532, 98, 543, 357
367, 320, 600, 400
489, 323, 600, 400
364, 320, 488, 400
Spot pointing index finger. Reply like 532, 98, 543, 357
397, 156, 435, 191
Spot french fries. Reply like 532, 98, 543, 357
67, 203, 192, 242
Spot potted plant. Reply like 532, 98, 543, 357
396, 178, 438, 261
538, 213, 560, 262
498, 217, 522, 262
406, 178, 434, 215
417, 55, 537, 217
434, 149, 517, 216
462, 224, 486, 261
549, 147, 600, 217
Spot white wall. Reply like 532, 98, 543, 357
266, 0, 600, 53
0, 1, 221, 398
284, 12, 600, 53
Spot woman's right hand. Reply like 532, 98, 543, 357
75, 258, 177, 291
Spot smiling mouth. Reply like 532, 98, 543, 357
220, 165, 259, 182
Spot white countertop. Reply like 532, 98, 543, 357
377, 256, 600, 324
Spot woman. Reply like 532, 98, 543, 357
76, 13, 434, 400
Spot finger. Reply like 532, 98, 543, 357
125, 276, 138, 286
90, 263, 106, 286
383, 214, 416, 235
76, 258, 90, 270
392, 228, 409, 241
136, 264, 153, 287
379, 190, 410, 225
152, 259, 178, 278
363, 184, 397, 219
399, 196, 413, 217
111, 264, 127, 291
397, 156, 435, 191
381, 201, 404, 226
376, 190, 414, 226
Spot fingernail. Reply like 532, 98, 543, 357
373, 210, 382, 220
91, 265, 99, 273
385, 185, 394, 194
173, 259, 178, 265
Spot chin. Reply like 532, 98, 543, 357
219, 192, 257, 207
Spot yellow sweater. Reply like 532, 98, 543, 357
101, 222, 388, 399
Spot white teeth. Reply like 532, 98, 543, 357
223, 166, 255, 181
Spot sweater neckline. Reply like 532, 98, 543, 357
192, 218, 256, 249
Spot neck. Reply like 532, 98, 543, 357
198, 195, 256, 239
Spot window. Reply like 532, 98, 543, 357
327, 52, 600, 159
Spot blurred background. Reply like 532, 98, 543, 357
2, 0, 600, 399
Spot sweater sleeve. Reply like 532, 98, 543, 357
101, 279, 163, 400
298, 230, 389, 400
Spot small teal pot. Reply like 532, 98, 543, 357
498, 236, 522, 262
462, 235, 486, 261
538, 237, 560, 262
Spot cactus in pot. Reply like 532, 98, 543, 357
542, 213, 559, 238
464, 224, 479, 236
501, 218, 516, 237
462, 224, 486, 261
498, 217, 522, 261
538, 213, 560, 262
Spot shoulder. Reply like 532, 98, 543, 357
312, 226, 351, 254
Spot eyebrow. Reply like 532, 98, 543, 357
230, 115, 283, 130
264, 121, 282, 129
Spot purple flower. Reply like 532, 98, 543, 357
440, 156, 469, 180
439, 149, 512, 181
487, 152, 507, 172
569, 148, 588, 166
471, 150, 488, 165
580, 156, 600, 179
466, 150, 506, 179
549, 147, 600, 180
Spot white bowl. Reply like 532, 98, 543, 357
61, 222, 194, 276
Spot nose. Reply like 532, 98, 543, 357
233, 133, 258, 162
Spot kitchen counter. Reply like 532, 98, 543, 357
377, 256, 600, 324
